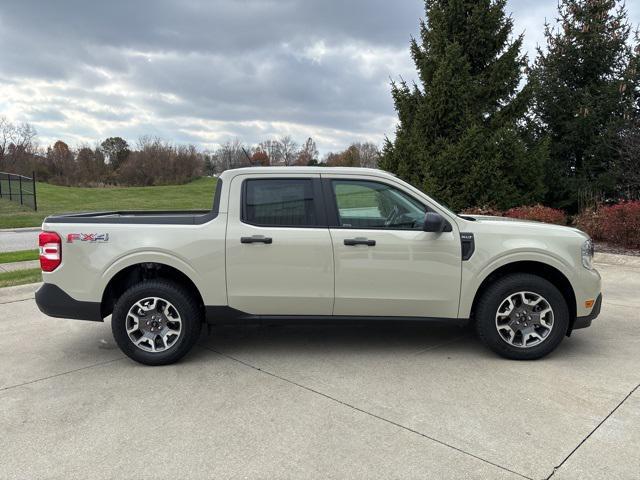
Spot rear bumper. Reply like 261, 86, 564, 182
35, 283, 103, 321
572, 293, 602, 331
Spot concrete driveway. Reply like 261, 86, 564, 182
1, 256, 639, 480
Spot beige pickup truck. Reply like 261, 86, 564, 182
36, 167, 602, 365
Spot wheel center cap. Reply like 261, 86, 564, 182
144, 314, 166, 332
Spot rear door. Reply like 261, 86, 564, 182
323, 174, 462, 318
225, 173, 334, 315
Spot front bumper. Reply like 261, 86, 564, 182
35, 283, 103, 321
572, 293, 602, 331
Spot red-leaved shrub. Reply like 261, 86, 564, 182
574, 208, 605, 240
504, 205, 567, 225
600, 202, 640, 249
575, 201, 640, 249
460, 206, 503, 216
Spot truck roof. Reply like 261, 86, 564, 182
219, 166, 395, 180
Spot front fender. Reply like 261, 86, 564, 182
458, 249, 578, 319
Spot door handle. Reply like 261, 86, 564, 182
344, 238, 376, 246
241, 235, 273, 244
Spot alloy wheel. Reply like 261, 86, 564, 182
125, 297, 182, 352
495, 291, 554, 348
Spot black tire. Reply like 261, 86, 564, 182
475, 273, 569, 360
111, 280, 202, 366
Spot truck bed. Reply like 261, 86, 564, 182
43, 210, 215, 225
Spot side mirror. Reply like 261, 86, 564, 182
423, 212, 451, 233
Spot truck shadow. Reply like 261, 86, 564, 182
196, 320, 595, 361
199, 320, 476, 357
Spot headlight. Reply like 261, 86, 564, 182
581, 238, 594, 269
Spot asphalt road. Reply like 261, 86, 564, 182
0, 227, 39, 252
0, 257, 639, 480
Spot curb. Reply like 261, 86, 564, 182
0, 227, 40, 233
0, 260, 40, 273
0, 282, 41, 303
595, 252, 640, 269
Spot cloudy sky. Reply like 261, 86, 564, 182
1, 0, 638, 154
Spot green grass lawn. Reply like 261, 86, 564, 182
0, 268, 41, 288
0, 249, 39, 264
0, 177, 218, 229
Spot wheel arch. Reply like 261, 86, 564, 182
100, 262, 205, 319
469, 261, 577, 335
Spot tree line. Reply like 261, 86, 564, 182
207, 137, 380, 174
0, 128, 204, 187
0, 121, 380, 186
381, 0, 640, 213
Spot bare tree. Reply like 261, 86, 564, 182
0, 117, 38, 172
296, 137, 319, 165
354, 142, 380, 168
0, 117, 17, 164
15, 122, 38, 150
256, 140, 274, 165
277, 135, 299, 166
216, 139, 249, 171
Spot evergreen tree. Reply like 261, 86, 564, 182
100, 136, 130, 170
381, 0, 547, 211
532, 0, 640, 210
203, 155, 215, 176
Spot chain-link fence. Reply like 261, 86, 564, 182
0, 172, 37, 210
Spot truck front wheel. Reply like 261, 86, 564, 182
475, 273, 570, 360
111, 280, 203, 365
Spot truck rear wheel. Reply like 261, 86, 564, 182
111, 280, 203, 365
475, 273, 569, 360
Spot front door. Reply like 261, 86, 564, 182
324, 175, 462, 318
225, 174, 334, 315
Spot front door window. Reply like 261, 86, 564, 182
332, 180, 426, 229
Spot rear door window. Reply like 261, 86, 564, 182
242, 178, 318, 227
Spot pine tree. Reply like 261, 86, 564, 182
380, 0, 547, 211
532, 0, 640, 210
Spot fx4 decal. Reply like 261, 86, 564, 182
67, 233, 110, 243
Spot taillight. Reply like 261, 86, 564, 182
39, 231, 62, 272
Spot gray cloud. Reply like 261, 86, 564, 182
1, 0, 638, 153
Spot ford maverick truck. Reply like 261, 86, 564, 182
35, 167, 602, 365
